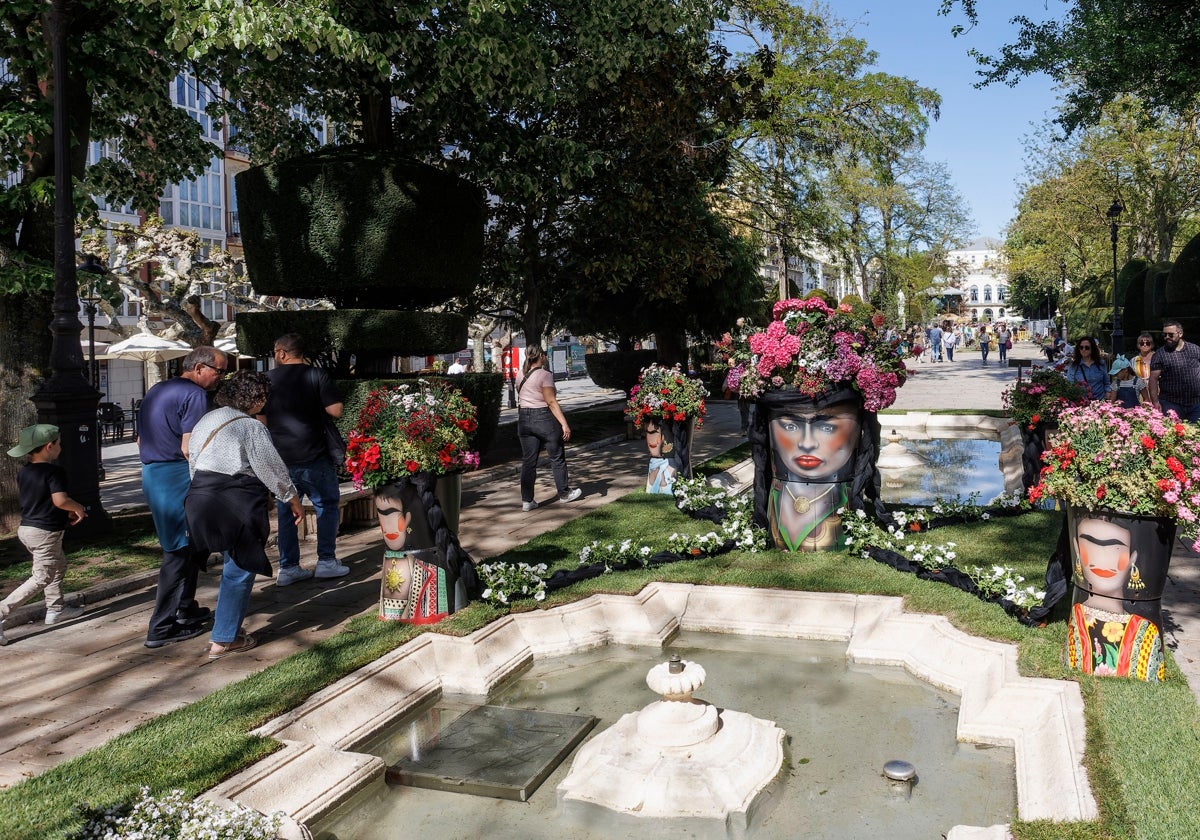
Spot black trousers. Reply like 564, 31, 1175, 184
146, 547, 205, 640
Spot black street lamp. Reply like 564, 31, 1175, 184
30, 0, 110, 536
1058, 260, 1068, 343
1107, 199, 1124, 356
501, 309, 518, 408
79, 255, 106, 481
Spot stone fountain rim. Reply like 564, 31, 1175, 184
207, 583, 1095, 840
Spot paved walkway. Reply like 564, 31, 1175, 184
3, 344, 1200, 790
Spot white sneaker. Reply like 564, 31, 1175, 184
314, 559, 351, 579
276, 565, 315, 586
45, 606, 84, 625
560, 487, 583, 503
522, 501, 538, 512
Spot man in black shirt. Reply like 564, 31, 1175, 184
263, 333, 350, 585
1148, 320, 1200, 422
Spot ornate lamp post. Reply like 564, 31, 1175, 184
1106, 199, 1124, 356
501, 309, 518, 409
30, 0, 109, 535
78, 256, 107, 481
1058, 260, 1068, 343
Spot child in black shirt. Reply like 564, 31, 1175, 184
2, 424, 86, 644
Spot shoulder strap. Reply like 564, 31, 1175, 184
196, 415, 254, 458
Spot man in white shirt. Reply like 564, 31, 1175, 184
447, 359, 467, 375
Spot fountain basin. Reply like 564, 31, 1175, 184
207, 583, 1095, 839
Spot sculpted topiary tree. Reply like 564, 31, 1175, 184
234, 147, 486, 376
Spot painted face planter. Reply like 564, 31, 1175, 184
643, 418, 694, 495
1064, 509, 1174, 681
626, 365, 707, 496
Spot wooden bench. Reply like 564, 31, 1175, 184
297, 484, 377, 541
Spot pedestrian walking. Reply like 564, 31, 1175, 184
1134, 332, 1155, 383
996, 324, 1012, 364
139, 346, 227, 648
517, 345, 583, 511
1148, 320, 1200, 421
186, 371, 302, 660
943, 323, 958, 362
929, 323, 944, 362
1, 425, 87, 644
1067, 337, 1111, 401
979, 325, 991, 365
263, 333, 350, 586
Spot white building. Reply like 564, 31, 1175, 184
947, 237, 1017, 323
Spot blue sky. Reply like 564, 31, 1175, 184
825, 0, 1063, 242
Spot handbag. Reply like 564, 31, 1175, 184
1003, 338, 1012, 350
307, 367, 347, 465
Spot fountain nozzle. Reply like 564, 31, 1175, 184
668, 654, 684, 674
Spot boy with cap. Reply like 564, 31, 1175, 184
2, 424, 86, 644
1107, 355, 1146, 408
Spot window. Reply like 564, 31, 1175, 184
983, 285, 993, 302
87, 142, 136, 216
159, 157, 225, 233
173, 72, 221, 143
998, 285, 1007, 302
969, 287, 978, 302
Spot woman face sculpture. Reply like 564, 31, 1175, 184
1075, 516, 1136, 600
769, 402, 860, 483
645, 422, 664, 458
376, 492, 412, 552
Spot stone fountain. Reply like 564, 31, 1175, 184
556, 653, 785, 836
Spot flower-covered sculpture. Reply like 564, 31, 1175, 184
626, 364, 708, 494
724, 295, 911, 551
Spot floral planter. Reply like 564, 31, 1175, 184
1064, 506, 1175, 681
644, 417, 695, 495
373, 472, 472, 624
753, 388, 869, 552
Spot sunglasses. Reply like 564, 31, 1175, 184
1078, 344, 1093, 350
200, 362, 229, 374
1164, 332, 1181, 339
1138, 340, 1154, 345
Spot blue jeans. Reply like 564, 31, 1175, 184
276, 457, 339, 569
518, 407, 569, 501
980, 342, 990, 363
1161, 400, 1200, 422
212, 552, 254, 644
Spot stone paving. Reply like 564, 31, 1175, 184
2, 341, 1199, 791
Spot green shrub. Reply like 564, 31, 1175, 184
235, 310, 467, 358
583, 349, 659, 394
235, 147, 485, 307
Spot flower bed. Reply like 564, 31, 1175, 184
625, 364, 708, 427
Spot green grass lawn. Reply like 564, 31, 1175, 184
1, 449, 1197, 839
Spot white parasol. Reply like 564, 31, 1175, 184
104, 333, 192, 362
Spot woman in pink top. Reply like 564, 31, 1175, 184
516, 345, 583, 512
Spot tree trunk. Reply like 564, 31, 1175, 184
0, 291, 54, 532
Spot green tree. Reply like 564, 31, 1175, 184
942, 0, 1200, 133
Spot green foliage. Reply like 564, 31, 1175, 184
235, 148, 486, 306
0, 250, 54, 296
338, 373, 504, 456
235, 310, 468, 358
583, 349, 659, 394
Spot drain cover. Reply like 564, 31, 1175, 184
386, 705, 596, 801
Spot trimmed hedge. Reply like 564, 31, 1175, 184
337, 373, 505, 456
584, 349, 659, 394
235, 310, 468, 358
235, 147, 486, 307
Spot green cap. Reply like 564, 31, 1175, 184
8, 424, 60, 458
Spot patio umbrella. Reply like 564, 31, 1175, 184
215, 337, 254, 358
104, 333, 192, 362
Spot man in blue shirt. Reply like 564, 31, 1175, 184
139, 346, 227, 647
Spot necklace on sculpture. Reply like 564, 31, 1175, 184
782, 481, 837, 514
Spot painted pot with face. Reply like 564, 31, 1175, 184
644, 418, 694, 494
374, 477, 462, 624
752, 388, 866, 552
1064, 507, 1175, 681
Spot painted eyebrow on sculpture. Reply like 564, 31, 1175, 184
376, 505, 404, 515
1078, 533, 1126, 548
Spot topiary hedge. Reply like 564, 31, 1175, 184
337, 373, 505, 456
235, 310, 468, 358
583, 349, 659, 394
235, 147, 486, 307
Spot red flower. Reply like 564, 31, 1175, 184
1030, 413, 1041, 425
405, 460, 420, 473
674, 412, 686, 422
1028, 484, 1044, 504
1167, 456, 1187, 481
1141, 435, 1156, 450
1096, 484, 1107, 500
1158, 479, 1174, 491
908, 522, 922, 532
660, 388, 671, 396
1177, 424, 1187, 436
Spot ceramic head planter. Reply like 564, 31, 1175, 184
644, 419, 691, 494
375, 477, 462, 624
1065, 509, 1174, 681
751, 386, 881, 552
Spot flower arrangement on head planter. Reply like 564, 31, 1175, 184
625, 364, 708, 428
346, 379, 481, 488
1030, 401, 1200, 551
1002, 367, 1088, 432
723, 296, 910, 411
